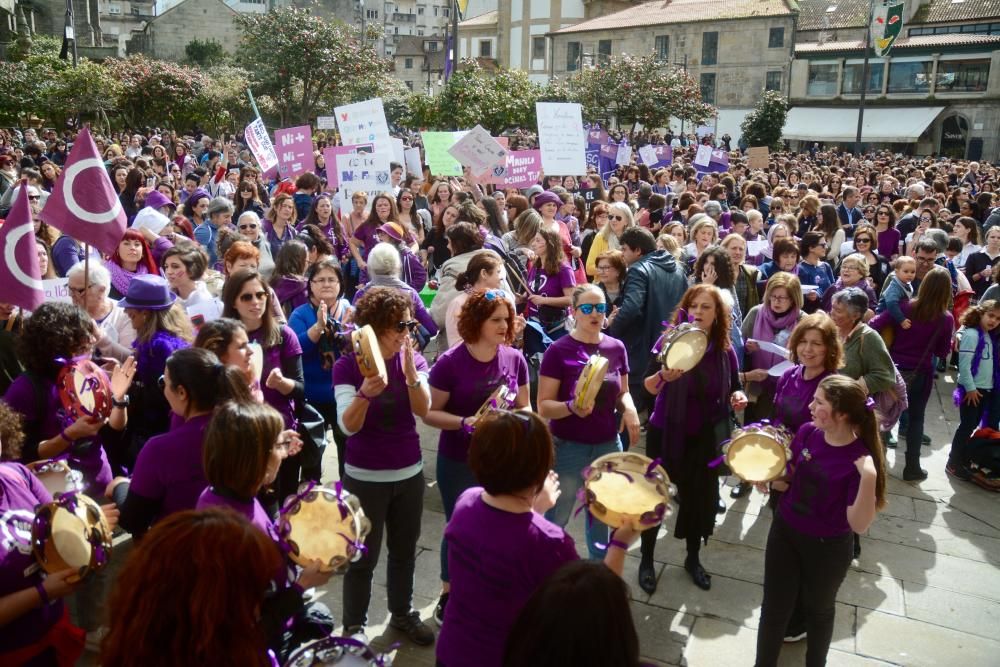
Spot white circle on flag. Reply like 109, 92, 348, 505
4, 222, 43, 291
62, 157, 123, 224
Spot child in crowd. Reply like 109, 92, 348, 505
877, 255, 916, 329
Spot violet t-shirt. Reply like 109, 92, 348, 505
128, 413, 212, 522
248, 325, 302, 428
526, 262, 576, 319
539, 334, 629, 444
196, 487, 279, 543
332, 350, 429, 471
428, 344, 529, 462
773, 367, 833, 433
3, 375, 112, 495
877, 227, 901, 259
779, 423, 868, 538
0, 463, 62, 653
436, 487, 578, 667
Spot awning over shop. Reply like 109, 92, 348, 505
783, 106, 945, 143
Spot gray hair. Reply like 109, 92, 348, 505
831, 287, 869, 321
367, 242, 401, 277
237, 211, 261, 226
67, 260, 111, 290
925, 228, 948, 253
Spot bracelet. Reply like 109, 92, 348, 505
565, 400, 576, 416
406, 376, 422, 388
608, 539, 629, 551
59, 428, 74, 444
460, 417, 476, 435
355, 389, 372, 402
35, 582, 50, 606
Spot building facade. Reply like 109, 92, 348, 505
127, 0, 240, 60
392, 34, 447, 94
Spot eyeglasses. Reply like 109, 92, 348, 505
915, 255, 935, 265
238, 224, 259, 230
238, 291, 268, 303
27, 195, 40, 201
576, 303, 608, 315
400, 196, 413, 201
157, 375, 167, 390
395, 319, 419, 333
311, 277, 339, 285
68, 285, 90, 296
854, 237, 871, 244
877, 211, 890, 216
483, 289, 507, 301
919, 217, 932, 223
769, 294, 792, 303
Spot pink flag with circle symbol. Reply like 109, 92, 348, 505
0, 183, 45, 311
40, 126, 127, 256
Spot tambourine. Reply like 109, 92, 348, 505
581, 453, 673, 529
351, 325, 387, 382
276, 481, 371, 574
32, 491, 112, 581
470, 384, 517, 427
28, 459, 83, 497
722, 422, 794, 483
656, 323, 708, 372
284, 635, 392, 667
57, 359, 113, 423
573, 355, 609, 412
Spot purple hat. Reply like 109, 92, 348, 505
187, 188, 211, 207
118, 275, 177, 311
377, 222, 405, 242
532, 190, 562, 211
143, 189, 176, 212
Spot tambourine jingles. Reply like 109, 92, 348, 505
656, 323, 708, 372
351, 325, 387, 381
573, 355, 609, 412
722, 422, 794, 483
29, 459, 83, 497
284, 634, 392, 667
470, 384, 517, 427
581, 453, 673, 529
277, 482, 371, 574
32, 491, 112, 581
57, 359, 113, 423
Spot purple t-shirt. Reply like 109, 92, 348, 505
539, 334, 629, 444
196, 487, 278, 543
779, 423, 868, 538
128, 413, 212, 522
877, 227, 901, 259
249, 325, 303, 428
353, 222, 379, 258
526, 262, 576, 319
436, 487, 578, 667
773, 366, 833, 433
332, 350, 429, 471
0, 463, 62, 652
3, 375, 112, 495
428, 344, 529, 462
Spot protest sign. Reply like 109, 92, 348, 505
404, 147, 423, 177
322, 145, 363, 189
390, 137, 407, 175
615, 144, 633, 166
335, 98, 391, 155
421, 131, 465, 177
275, 126, 315, 180
245, 118, 279, 174
694, 144, 713, 168
491, 150, 542, 189
316, 116, 337, 130
42, 278, 71, 303
335, 152, 391, 217
748, 146, 770, 170
448, 125, 508, 176
536, 103, 587, 175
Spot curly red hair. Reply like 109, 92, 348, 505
673, 284, 731, 351
457, 289, 515, 344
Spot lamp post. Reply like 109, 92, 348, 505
854, 0, 876, 155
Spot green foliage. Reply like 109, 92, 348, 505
740, 90, 788, 151
105, 55, 207, 129
0, 36, 68, 124
42, 60, 123, 131
184, 39, 227, 68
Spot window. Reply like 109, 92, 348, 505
807, 63, 838, 95
768, 27, 784, 48
417, 6, 424, 14
532, 36, 545, 60
699, 73, 716, 104
842, 62, 884, 94
433, 5, 437, 15
418, 28, 424, 35
405, 80, 413, 90
405, 57, 413, 69
479, 40, 492, 57
765, 70, 782, 91
701, 31, 718, 65
887, 60, 932, 93
426, 41, 439, 51
442, 6, 449, 16
936, 59, 990, 92
366, 9, 378, 18
598, 39, 612, 64
655, 35, 669, 62
567, 41, 581, 71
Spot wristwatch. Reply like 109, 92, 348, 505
112, 395, 130, 409
406, 376, 422, 388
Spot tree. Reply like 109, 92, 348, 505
184, 39, 227, 68
190, 64, 255, 134
0, 35, 68, 125
235, 8, 393, 125
425, 61, 543, 133
566, 54, 715, 138
43, 60, 124, 132
105, 55, 207, 129
740, 90, 788, 150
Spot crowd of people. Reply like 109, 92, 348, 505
1, 122, 998, 667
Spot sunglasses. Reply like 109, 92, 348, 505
877, 210, 890, 215
610, 215, 626, 221
238, 224, 259, 230
401, 196, 414, 201
238, 291, 268, 303
395, 320, 419, 333
576, 303, 608, 315
855, 237, 871, 244
483, 289, 507, 301
27, 195, 40, 201
157, 375, 166, 390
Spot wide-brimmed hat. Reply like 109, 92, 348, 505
143, 190, 176, 212
118, 275, 177, 311
377, 222, 405, 242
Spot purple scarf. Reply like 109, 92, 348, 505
954, 327, 1000, 409
107, 260, 149, 297
751, 305, 799, 373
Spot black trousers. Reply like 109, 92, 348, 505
312, 400, 347, 480
341, 471, 424, 629
756, 514, 853, 667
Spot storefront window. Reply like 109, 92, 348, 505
936, 59, 990, 92
887, 61, 932, 93
807, 63, 838, 96
842, 62, 884, 94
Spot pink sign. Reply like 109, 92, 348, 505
322, 145, 365, 189
274, 125, 315, 180
489, 150, 542, 189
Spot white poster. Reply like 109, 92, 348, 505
42, 278, 71, 303
615, 144, 633, 166
244, 117, 279, 173
404, 147, 422, 177
390, 137, 407, 175
316, 116, 337, 130
638, 144, 659, 167
693, 144, 713, 168
334, 98, 391, 156
335, 152, 392, 217
447, 125, 509, 176
536, 102, 587, 175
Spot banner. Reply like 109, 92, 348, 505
694, 147, 730, 175
245, 117, 279, 174
491, 150, 542, 189
335, 98, 391, 155
448, 125, 509, 176
335, 152, 391, 217
421, 131, 465, 177
274, 125, 315, 180
0, 184, 45, 311
536, 102, 587, 176
871, 0, 904, 57
598, 144, 618, 183
638, 144, 672, 169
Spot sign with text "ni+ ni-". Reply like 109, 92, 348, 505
274, 125, 315, 180
335, 152, 391, 217
334, 98, 392, 157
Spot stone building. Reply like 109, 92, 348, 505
457, 8, 496, 62
392, 34, 447, 94
788, 0, 1000, 161
127, 0, 240, 60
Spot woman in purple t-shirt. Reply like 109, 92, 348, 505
755, 376, 886, 667
538, 284, 640, 560
526, 226, 576, 340
351, 193, 398, 285
424, 288, 530, 627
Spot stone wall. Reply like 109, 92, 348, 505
129, 0, 240, 61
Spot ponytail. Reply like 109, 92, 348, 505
456, 251, 503, 293
165, 348, 253, 415
855, 403, 887, 510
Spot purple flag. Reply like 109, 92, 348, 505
598, 144, 618, 183
40, 127, 127, 256
638, 144, 673, 169
275, 125, 315, 180
695, 147, 730, 175
0, 183, 45, 311
586, 126, 608, 148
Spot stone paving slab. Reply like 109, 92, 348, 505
855, 609, 1000, 667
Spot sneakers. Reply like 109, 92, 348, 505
783, 629, 808, 643
946, 463, 973, 481
433, 592, 449, 627
389, 611, 435, 646
902, 467, 928, 482
971, 471, 1000, 493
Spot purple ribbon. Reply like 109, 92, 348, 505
864, 396, 876, 411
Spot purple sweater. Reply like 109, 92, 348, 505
869, 301, 953, 372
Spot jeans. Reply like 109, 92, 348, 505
755, 515, 853, 667
436, 454, 478, 583
901, 369, 933, 471
950, 388, 996, 467
545, 436, 623, 560
341, 471, 424, 629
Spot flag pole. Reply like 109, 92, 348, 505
854, 0, 876, 155
247, 88, 262, 121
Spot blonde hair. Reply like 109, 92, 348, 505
763, 272, 804, 311
839, 253, 869, 277
598, 202, 635, 249
688, 216, 719, 246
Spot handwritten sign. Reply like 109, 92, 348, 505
404, 147, 422, 177
615, 144, 633, 166
748, 146, 770, 170
42, 278, 71, 303
448, 125, 509, 176
334, 98, 391, 156
490, 150, 542, 189
244, 117, 278, 173
694, 144, 713, 168
421, 131, 465, 177
274, 125, 315, 180
536, 102, 587, 176
316, 116, 337, 130
335, 152, 391, 217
